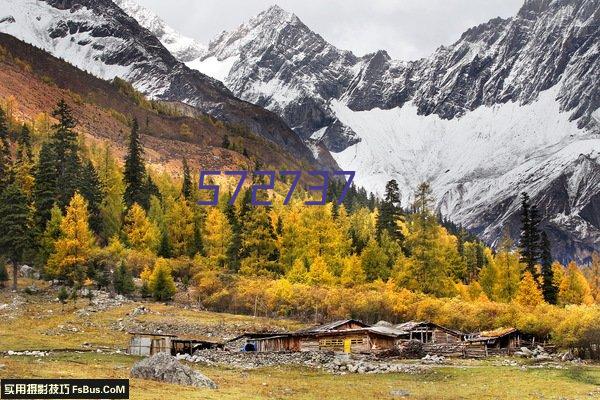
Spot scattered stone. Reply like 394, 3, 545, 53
130, 353, 217, 389
520, 347, 533, 356
560, 351, 574, 362
174, 350, 429, 375
19, 265, 34, 278
390, 389, 410, 397
75, 290, 130, 315
24, 285, 39, 294
421, 354, 445, 364
6, 350, 49, 357
129, 306, 150, 317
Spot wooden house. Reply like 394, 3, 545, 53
171, 337, 223, 355
128, 332, 223, 356
393, 321, 464, 344
464, 327, 524, 356
127, 332, 176, 356
247, 320, 405, 353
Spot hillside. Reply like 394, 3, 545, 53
0, 0, 335, 170
0, 32, 322, 175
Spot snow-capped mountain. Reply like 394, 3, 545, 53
118, 0, 600, 261
112, 0, 206, 62
0, 0, 329, 168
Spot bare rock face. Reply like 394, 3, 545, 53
130, 353, 217, 389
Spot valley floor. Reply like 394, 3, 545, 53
1, 282, 600, 400
3, 353, 600, 400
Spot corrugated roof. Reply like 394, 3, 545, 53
127, 331, 178, 337
394, 321, 427, 331
294, 319, 369, 334
393, 321, 464, 337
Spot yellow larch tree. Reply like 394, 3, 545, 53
515, 271, 544, 308
166, 196, 196, 257
306, 256, 335, 286
123, 203, 160, 252
46, 193, 95, 283
559, 261, 594, 305
202, 207, 232, 268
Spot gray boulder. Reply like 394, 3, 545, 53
130, 353, 217, 389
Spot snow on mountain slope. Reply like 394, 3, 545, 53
330, 85, 600, 247
113, 0, 206, 62
0, 0, 133, 81
187, 56, 237, 84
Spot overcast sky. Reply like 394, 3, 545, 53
136, 0, 524, 60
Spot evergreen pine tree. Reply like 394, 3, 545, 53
39, 205, 63, 267
16, 124, 32, 161
222, 135, 231, 149
376, 179, 404, 242
146, 174, 161, 201
80, 160, 104, 235
13, 124, 35, 197
181, 158, 192, 200
519, 192, 541, 277
124, 118, 148, 209
539, 232, 558, 304
0, 108, 11, 189
33, 143, 58, 230
58, 149, 83, 209
51, 100, 82, 209
0, 183, 32, 290
157, 231, 172, 258
113, 263, 135, 295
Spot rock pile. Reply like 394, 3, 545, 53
421, 354, 445, 364
327, 356, 430, 375
514, 346, 552, 361
75, 290, 129, 316
176, 350, 334, 370
175, 350, 430, 375
514, 346, 582, 364
130, 353, 217, 389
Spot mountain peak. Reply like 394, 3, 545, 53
113, 0, 206, 62
252, 4, 301, 27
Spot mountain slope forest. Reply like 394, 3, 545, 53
0, 30, 600, 354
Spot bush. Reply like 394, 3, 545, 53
113, 263, 135, 296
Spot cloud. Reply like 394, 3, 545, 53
137, 0, 524, 60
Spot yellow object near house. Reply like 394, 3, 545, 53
343, 339, 351, 353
